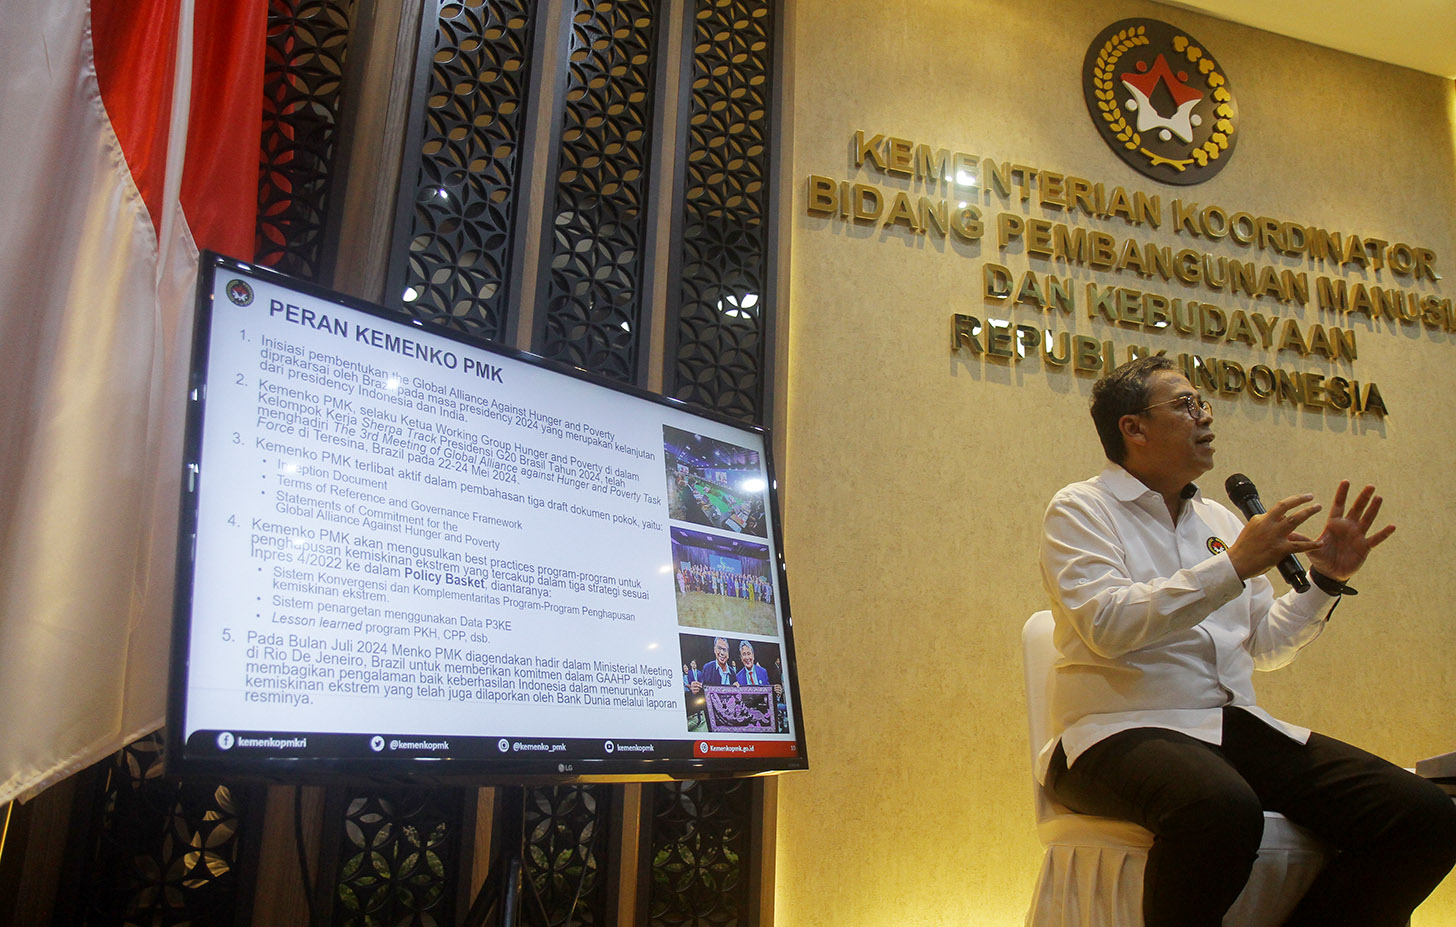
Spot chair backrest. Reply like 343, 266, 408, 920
1022, 610, 1066, 823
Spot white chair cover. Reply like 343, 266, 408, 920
1022, 610, 1329, 927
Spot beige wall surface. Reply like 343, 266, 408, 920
775, 0, 1456, 923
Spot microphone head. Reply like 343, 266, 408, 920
1225, 472, 1258, 505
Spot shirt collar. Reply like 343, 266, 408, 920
1099, 461, 1201, 504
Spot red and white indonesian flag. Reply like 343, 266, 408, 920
0, 0, 264, 803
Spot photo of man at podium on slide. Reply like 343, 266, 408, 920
1038, 356, 1456, 927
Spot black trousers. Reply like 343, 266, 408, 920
1045, 707, 1456, 927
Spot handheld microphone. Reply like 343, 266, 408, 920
1224, 473, 1310, 592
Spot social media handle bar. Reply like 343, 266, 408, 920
186, 730, 716, 760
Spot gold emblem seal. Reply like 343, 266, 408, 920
1083, 19, 1238, 185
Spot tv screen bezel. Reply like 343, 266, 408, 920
164, 252, 808, 784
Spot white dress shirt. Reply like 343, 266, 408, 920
1036, 463, 1337, 782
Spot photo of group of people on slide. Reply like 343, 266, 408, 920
660, 426, 791, 735
669, 527, 776, 635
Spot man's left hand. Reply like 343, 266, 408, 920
1305, 481, 1394, 583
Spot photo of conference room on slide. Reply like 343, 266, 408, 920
670, 526, 776, 635
679, 632, 789, 734
663, 425, 768, 537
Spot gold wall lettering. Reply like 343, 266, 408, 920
950, 315, 1387, 415
804, 129, 1455, 416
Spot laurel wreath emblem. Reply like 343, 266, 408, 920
1094, 30, 1236, 173
1085, 20, 1237, 182
1092, 27, 1148, 151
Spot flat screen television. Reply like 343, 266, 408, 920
165, 253, 806, 782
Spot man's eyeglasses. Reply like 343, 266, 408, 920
1136, 394, 1212, 420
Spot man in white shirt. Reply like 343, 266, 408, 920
1039, 356, 1456, 927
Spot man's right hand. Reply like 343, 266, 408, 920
1226, 493, 1323, 580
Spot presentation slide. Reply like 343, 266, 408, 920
169, 256, 804, 778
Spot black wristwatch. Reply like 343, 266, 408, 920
1309, 568, 1357, 597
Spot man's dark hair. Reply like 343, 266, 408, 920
1089, 356, 1177, 463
